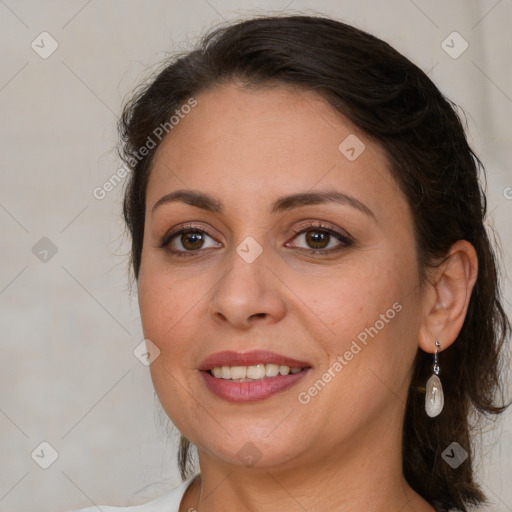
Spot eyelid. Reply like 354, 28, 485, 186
284, 221, 354, 254
287, 221, 353, 242
158, 220, 353, 255
158, 222, 222, 249
166, 221, 214, 235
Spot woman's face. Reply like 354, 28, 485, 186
138, 83, 426, 471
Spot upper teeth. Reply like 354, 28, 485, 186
210, 364, 303, 380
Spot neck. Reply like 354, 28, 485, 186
187, 424, 435, 512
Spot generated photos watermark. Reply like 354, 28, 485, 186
93, 97, 198, 200
298, 301, 403, 404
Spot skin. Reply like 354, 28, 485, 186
137, 82, 478, 512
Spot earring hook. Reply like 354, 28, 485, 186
433, 339, 441, 375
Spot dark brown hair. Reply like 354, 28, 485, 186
119, 15, 510, 512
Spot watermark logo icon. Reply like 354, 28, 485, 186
32, 237, 58, 263
31, 32, 59, 59
31, 441, 59, 469
236, 442, 262, 467
442, 442, 468, 468
339, 134, 365, 161
236, 236, 263, 263
441, 32, 468, 59
133, 339, 161, 366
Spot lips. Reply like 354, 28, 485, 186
198, 350, 312, 403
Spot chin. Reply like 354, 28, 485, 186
197, 433, 309, 471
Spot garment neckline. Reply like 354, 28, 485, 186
177, 473, 201, 510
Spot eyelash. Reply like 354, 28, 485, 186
287, 222, 353, 254
159, 222, 353, 257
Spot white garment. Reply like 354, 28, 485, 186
68, 475, 197, 512
68, 474, 447, 511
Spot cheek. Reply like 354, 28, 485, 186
138, 275, 173, 340
138, 267, 207, 430
289, 252, 420, 398
289, 259, 405, 338
138, 235, 200, 326
137, 262, 200, 355
293, 272, 418, 432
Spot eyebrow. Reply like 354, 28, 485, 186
151, 189, 376, 221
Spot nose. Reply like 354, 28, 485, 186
208, 247, 287, 330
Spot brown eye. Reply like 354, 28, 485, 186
165, 228, 222, 254
286, 224, 352, 254
181, 232, 205, 250
305, 230, 330, 249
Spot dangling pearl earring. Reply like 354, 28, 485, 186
425, 339, 444, 418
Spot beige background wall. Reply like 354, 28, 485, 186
0, 1, 511, 511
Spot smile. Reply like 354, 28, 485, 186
198, 350, 311, 403
209, 364, 304, 381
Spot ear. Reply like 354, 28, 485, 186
418, 240, 478, 354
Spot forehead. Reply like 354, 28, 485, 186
147, 82, 405, 221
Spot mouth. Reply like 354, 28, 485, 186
208, 363, 306, 381
198, 350, 311, 403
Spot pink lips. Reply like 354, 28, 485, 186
198, 350, 311, 403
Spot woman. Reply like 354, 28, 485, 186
72, 14, 509, 512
